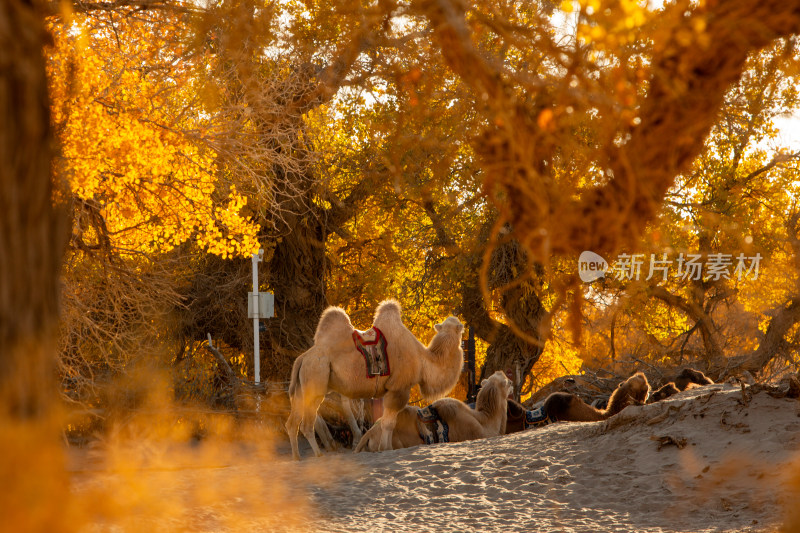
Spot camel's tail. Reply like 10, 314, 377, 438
288, 351, 305, 399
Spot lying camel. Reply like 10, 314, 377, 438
286, 300, 464, 459
647, 383, 681, 403
543, 372, 651, 422
647, 368, 715, 403
505, 399, 551, 433
355, 370, 513, 452
673, 367, 714, 390
313, 393, 366, 450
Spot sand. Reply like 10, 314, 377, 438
70, 382, 800, 532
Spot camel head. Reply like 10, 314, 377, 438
481, 370, 514, 399
434, 316, 464, 337
419, 315, 465, 401
626, 372, 651, 404
474, 370, 513, 416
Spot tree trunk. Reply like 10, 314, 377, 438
460, 226, 548, 401
711, 297, 800, 380
263, 204, 328, 379
261, 147, 376, 381
0, 0, 71, 529
0, 0, 67, 419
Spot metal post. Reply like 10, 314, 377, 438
252, 249, 263, 384
465, 326, 476, 403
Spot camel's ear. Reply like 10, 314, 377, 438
434, 323, 442, 332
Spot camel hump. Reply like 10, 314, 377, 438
542, 392, 575, 421
314, 306, 354, 344
373, 299, 402, 322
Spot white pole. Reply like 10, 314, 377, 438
252, 250, 262, 384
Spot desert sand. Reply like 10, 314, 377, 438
71, 382, 800, 532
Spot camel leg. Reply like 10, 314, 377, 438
286, 389, 326, 460
315, 415, 336, 451
286, 350, 330, 459
285, 403, 304, 461
379, 389, 409, 452
286, 392, 326, 459
340, 398, 363, 448
299, 393, 325, 458
354, 419, 382, 453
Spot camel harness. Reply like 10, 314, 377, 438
352, 327, 390, 379
416, 405, 449, 444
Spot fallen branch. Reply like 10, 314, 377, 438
204, 333, 267, 395
651, 435, 688, 451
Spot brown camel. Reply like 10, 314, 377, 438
648, 368, 715, 403
286, 300, 464, 459
504, 399, 552, 433
543, 372, 651, 422
354, 370, 513, 452
505, 399, 530, 434
673, 368, 714, 390
647, 382, 681, 403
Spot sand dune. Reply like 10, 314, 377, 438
300, 383, 800, 532
70, 382, 800, 532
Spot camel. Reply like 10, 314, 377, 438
286, 300, 464, 459
647, 368, 714, 403
673, 367, 714, 390
647, 382, 681, 403
505, 399, 530, 433
354, 370, 513, 452
313, 393, 366, 450
543, 372, 651, 422
504, 399, 552, 433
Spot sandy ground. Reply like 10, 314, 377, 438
70, 382, 800, 532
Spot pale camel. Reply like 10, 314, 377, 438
285, 300, 464, 459
543, 372, 651, 422
354, 370, 513, 452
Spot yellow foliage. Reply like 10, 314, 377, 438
577, 0, 652, 48
523, 341, 583, 401
48, 14, 259, 258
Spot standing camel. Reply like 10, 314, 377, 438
354, 370, 513, 452
285, 300, 464, 459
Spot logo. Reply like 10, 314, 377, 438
577, 251, 762, 283
578, 251, 608, 282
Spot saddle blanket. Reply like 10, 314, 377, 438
473, 402, 552, 431
352, 326, 390, 378
523, 405, 550, 429
416, 405, 449, 444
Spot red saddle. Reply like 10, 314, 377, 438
352, 326, 390, 378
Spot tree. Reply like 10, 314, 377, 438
43, 0, 800, 404
1, 0, 72, 529
565, 39, 800, 382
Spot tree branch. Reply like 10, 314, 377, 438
417, 0, 800, 260
648, 285, 722, 359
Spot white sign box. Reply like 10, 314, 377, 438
248, 291, 274, 319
